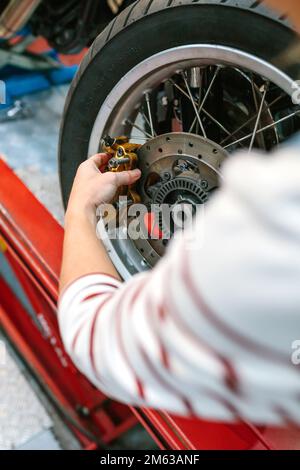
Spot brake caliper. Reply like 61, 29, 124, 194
102, 135, 141, 203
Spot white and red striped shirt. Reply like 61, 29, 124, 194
58, 146, 300, 425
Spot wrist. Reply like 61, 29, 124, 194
65, 200, 96, 226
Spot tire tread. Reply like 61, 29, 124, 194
64, 0, 291, 116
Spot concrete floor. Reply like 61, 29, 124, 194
0, 86, 66, 225
0, 85, 155, 450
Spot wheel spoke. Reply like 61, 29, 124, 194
250, 76, 266, 150
220, 94, 284, 146
145, 92, 156, 137
169, 73, 232, 140
248, 83, 268, 152
168, 79, 192, 103
125, 118, 153, 139
189, 66, 220, 133
141, 111, 155, 135
127, 68, 293, 155
130, 135, 148, 141
251, 76, 259, 111
181, 71, 207, 138
201, 108, 233, 139
195, 68, 204, 134
224, 109, 300, 149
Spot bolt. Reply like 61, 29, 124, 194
178, 163, 188, 172
200, 179, 209, 190
102, 135, 115, 147
162, 172, 171, 181
108, 158, 118, 169
116, 157, 130, 165
117, 147, 124, 157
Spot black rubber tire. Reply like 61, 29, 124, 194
59, 0, 299, 207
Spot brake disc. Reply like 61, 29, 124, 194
131, 132, 229, 266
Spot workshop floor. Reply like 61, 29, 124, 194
0, 86, 66, 225
0, 85, 154, 450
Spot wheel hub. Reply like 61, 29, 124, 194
152, 176, 209, 239
152, 177, 208, 206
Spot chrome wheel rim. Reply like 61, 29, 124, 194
88, 44, 300, 279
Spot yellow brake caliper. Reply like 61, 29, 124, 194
102, 135, 141, 204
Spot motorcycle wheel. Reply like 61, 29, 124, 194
59, 0, 300, 279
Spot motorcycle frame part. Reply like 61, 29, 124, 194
0, 0, 41, 39
0, 0, 131, 59
0, 44, 61, 70
29, 0, 131, 54
107, 0, 126, 15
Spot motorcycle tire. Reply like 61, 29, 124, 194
59, 0, 299, 204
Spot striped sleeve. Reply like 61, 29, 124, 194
58, 147, 300, 425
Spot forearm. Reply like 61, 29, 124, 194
59, 206, 120, 293
59, 153, 140, 292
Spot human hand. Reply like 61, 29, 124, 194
66, 153, 141, 218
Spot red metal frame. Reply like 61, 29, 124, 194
0, 159, 299, 450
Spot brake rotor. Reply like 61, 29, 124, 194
131, 132, 229, 266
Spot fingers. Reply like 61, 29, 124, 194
89, 153, 111, 169
113, 168, 141, 187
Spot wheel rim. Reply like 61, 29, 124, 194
88, 44, 300, 279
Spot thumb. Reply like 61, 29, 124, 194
89, 153, 111, 169
114, 169, 141, 186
